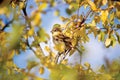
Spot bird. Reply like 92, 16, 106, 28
51, 24, 74, 63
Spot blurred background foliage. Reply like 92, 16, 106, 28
0, 0, 120, 80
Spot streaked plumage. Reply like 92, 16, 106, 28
51, 24, 73, 54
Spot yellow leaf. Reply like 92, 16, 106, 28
32, 12, 41, 26
39, 3, 47, 11
84, 62, 90, 68
84, 4, 88, 9
61, 59, 68, 64
87, 0, 97, 11
88, 20, 96, 27
54, 10, 59, 16
109, 12, 114, 21
71, 38, 77, 47
37, 28, 49, 42
19, 2, 25, 9
8, 50, 15, 59
105, 38, 111, 47
88, 20, 98, 37
11, 1, 16, 8
39, 67, 44, 74
98, 31, 105, 42
54, 43, 65, 53
45, 46, 51, 53
101, 10, 108, 23
0, 20, 5, 27
0, 7, 8, 15
102, 0, 107, 5
27, 27, 34, 36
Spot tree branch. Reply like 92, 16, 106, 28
55, 53, 61, 64
22, 0, 45, 57
79, 9, 92, 27
0, 19, 13, 31
22, 0, 27, 17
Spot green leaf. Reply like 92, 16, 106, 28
66, 8, 73, 15
109, 12, 114, 21
27, 61, 39, 71
98, 31, 105, 42
88, 20, 98, 37
50, 64, 79, 80
111, 35, 117, 47
37, 28, 49, 42
8, 24, 24, 50
54, 10, 60, 16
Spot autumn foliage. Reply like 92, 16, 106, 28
0, 0, 120, 80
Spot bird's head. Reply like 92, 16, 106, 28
51, 24, 62, 34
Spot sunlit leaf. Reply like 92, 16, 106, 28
50, 64, 78, 80
8, 25, 24, 50
39, 3, 47, 11
61, 59, 68, 65
37, 28, 49, 42
88, 20, 98, 37
84, 62, 90, 68
54, 43, 65, 53
39, 67, 44, 74
8, 50, 15, 60
87, 0, 97, 11
54, 10, 60, 16
98, 31, 105, 42
45, 46, 51, 53
102, 0, 107, 5
69, 3, 78, 11
19, 2, 25, 9
0, 7, 9, 15
27, 61, 39, 71
32, 12, 41, 26
105, 38, 111, 47
71, 38, 77, 47
109, 12, 114, 21
27, 27, 34, 36
101, 10, 108, 23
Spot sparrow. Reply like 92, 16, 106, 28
51, 24, 73, 56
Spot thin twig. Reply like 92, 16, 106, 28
38, 43, 45, 56
22, 0, 45, 56
80, 9, 92, 26
0, 19, 14, 31
75, 46, 82, 64
55, 53, 61, 64
60, 49, 71, 63
26, 38, 36, 55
